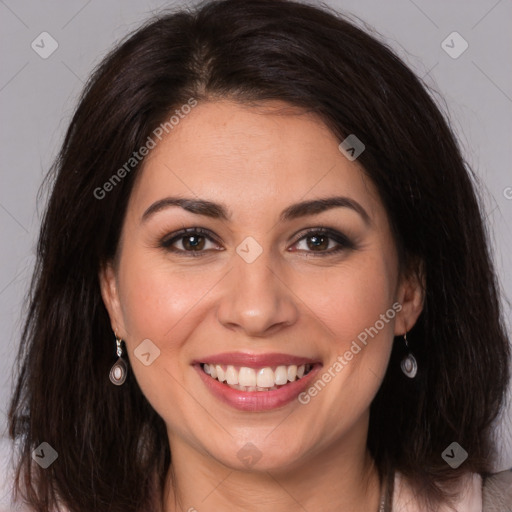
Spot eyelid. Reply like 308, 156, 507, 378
289, 226, 356, 252
160, 227, 222, 251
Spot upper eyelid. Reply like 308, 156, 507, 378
161, 227, 220, 245
290, 226, 347, 240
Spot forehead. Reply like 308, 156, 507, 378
129, 100, 383, 223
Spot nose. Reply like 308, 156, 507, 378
216, 249, 299, 337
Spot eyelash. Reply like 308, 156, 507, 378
160, 226, 355, 257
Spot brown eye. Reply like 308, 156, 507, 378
290, 227, 355, 255
305, 234, 330, 251
181, 234, 206, 251
160, 228, 222, 255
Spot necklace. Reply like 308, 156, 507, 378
378, 483, 386, 512
377, 470, 392, 512
378, 490, 386, 512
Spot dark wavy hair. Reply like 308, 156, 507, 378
8, 0, 510, 510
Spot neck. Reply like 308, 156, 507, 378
161, 431, 382, 512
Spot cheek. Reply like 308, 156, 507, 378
114, 252, 214, 394
296, 249, 398, 345
115, 254, 216, 418
292, 252, 398, 427
118, 252, 217, 343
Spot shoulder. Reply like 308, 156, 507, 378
393, 470, 483, 511
393, 468, 512, 512
482, 468, 512, 512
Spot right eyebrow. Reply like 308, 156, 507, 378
141, 197, 230, 223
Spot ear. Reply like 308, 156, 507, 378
99, 261, 127, 339
394, 260, 425, 336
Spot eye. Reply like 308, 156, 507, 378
159, 226, 354, 257
160, 228, 222, 255
290, 227, 355, 255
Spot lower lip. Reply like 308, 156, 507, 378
195, 364, 322, 411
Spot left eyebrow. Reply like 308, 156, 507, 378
280, 196, 371, 225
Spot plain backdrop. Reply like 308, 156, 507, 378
0, 0, 511, 475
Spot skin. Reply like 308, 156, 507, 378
100, 99, 424, 512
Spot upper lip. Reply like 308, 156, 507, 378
192, 352, 320, 368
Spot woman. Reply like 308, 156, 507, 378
7, 0, 512, 510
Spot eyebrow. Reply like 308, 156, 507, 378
141, 196, 371, 225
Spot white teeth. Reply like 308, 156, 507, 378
287, 365, 297, 381
256, 367, 275, 388
225, 365, 238, 385
238, 367, 256, 387
203, 362, 313, 390
274, 366, 288, 385
216, 365, 226, 382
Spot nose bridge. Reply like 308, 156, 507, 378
234, 248, 279, 301
216, 244, 298, 336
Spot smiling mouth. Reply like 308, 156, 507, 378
200, 363, 314, 392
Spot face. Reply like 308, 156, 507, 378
100, 99, 423, 474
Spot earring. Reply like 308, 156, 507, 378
109, 335, 128, 385
400, 332, 418, 378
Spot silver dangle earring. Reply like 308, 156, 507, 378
109, 335, 128, 385
400, 332, 418, 378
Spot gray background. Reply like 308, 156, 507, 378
0, 0, 511, 470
